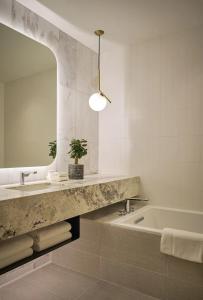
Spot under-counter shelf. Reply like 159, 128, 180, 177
0, 216, 80, 275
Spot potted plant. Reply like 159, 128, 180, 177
68, 139, 87, 179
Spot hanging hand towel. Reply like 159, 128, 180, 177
161, 228, 203, 263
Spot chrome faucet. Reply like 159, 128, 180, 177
20, 171, 37, 185
119, 196, 149, 216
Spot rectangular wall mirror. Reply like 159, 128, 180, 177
0, 23, 57, 168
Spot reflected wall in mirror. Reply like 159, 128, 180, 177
0, 23, 56, 168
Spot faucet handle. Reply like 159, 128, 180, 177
118, 209, 127, 216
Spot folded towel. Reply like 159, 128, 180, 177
33, 231, 72, 252
52, 176, 68, 182
48, 171, 68, 177
48, 171, 68, 182
53, 172, 68, 178
0, 248, 33, 269
161, 228, 203, 263
0, 235, 33, 260
29, 222, 71, 243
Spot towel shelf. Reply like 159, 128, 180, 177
0, 216, 80, 275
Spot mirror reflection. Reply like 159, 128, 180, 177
0, 23, 56, 168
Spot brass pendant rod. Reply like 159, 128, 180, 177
95, 30, 104, 92
98, 34, 101, 91
94, 29, 111, 104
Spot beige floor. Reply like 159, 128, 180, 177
0, 263, 159, 300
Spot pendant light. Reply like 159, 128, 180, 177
89, 30, 111, 111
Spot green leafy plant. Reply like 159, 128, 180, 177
68, 139, 87, 164
48, 140, 57, 159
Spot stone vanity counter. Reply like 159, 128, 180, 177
0, 175, 140, 240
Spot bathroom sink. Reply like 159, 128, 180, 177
5, 178, 91, 192
6, 182, 51, 192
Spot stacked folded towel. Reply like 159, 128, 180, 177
161, 228, 203, 263
0, 235, 33, 269
30, 221, 72, 252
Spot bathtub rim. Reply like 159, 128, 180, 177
111, 205, 203, 236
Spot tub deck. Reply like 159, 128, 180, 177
113, 205, 203, 235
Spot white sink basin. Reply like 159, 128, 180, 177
6, 182, 51, 192
4, 179, 87, 192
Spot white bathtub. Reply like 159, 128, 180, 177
113, 205, 203, 235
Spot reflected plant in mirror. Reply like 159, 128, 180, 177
68, 139, 88, 180
0, 23, 56, 168
48, 140, 57, 159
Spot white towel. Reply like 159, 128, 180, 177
161, 228, 203, 263
33, 231, 72, 252
0, 248, 33, 269
51, 176, 68, 182
0, 235, 33, 260
29, 222, 71, 243
48, 172, 68, 182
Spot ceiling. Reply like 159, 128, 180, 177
38, 0, 203, 44
0, 23, 56, 83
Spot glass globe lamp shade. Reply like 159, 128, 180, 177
89, 92, 107, 111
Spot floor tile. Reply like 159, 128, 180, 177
22, 263, 98, 300
0, 278, 60, 300
77, 281, 159, 300
165, 277, 203, 300
0, 264, 160, 300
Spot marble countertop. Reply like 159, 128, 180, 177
0, 174, 140, 240
0, 174, 136, 202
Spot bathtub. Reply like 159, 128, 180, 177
113, 205, 203, 235
56, 204, 203, 299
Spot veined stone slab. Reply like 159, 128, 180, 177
0, 175, 140, 240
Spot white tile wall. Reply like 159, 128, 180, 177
99, 26, 203, 211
